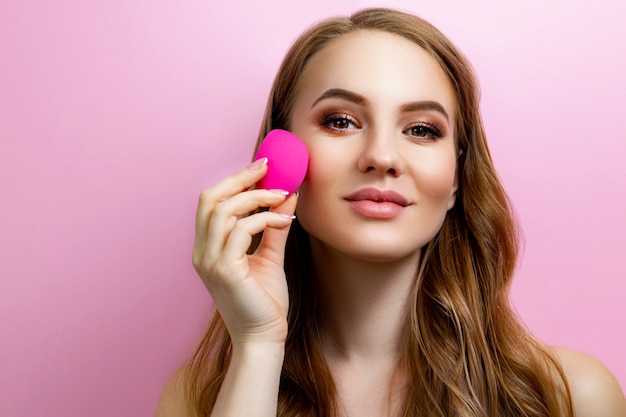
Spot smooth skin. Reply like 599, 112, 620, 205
287, 31, 460, 415
179, 157, 298, 416
156, 30, 626, 417
192, 158, 296, 346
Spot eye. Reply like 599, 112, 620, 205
320, 112, 360, 132
404, 122, 443, 141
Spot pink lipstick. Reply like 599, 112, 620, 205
344, 188, 410, 219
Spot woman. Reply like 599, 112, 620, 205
157, 8, 625, 417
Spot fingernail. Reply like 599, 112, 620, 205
269, 189, 289, 196
247, 157, 267, 170
278, 214, 296, 220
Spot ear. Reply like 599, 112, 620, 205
447, 150, 462, 210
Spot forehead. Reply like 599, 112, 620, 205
297, 29, 456, 114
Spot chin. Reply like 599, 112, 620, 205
351, 250, 421, 264
309, 232, 426, 265
298, 211, 438, 264
357, 244, 424, 263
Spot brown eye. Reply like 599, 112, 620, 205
320, 113, 360, 132
404, 123, 443, 141
410, 126, 429, 137
332, 118, 350, 129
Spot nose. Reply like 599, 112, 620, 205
356, 129, 405, 177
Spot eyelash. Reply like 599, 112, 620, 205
320, 112, 360, 132
319, 112, 445, 141
404, 122, 444, 141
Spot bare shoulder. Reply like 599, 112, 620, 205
155, 366, 192, 417
551, 346, 626, 417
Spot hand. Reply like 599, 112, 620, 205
192, 158, 298, 346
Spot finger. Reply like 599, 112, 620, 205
255, 192, 298, 265
205, 189, 290, 261
195, 158, 268, 248
221, 211, 296, 265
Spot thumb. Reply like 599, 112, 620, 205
255, 192, 298, 265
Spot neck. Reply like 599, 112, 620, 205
310, 238, 420, 364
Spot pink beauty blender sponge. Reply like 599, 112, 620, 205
254, 129, 309, 195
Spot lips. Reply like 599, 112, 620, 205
345, 188, 410, 206
344, 188, 410, 219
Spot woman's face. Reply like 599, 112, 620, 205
289, 29, 459, 263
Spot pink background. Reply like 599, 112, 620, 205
1, 0, 624, 415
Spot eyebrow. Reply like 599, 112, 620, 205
311, 88, 367, 107
311, 88, 450, 121
400, 101, 449, 122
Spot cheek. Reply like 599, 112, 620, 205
413, 153, 458, 201
294, 145, 350, 225
297, 154, 332, 211
301, 143, 348, 189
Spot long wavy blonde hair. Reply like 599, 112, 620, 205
186, 8, 572, 417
